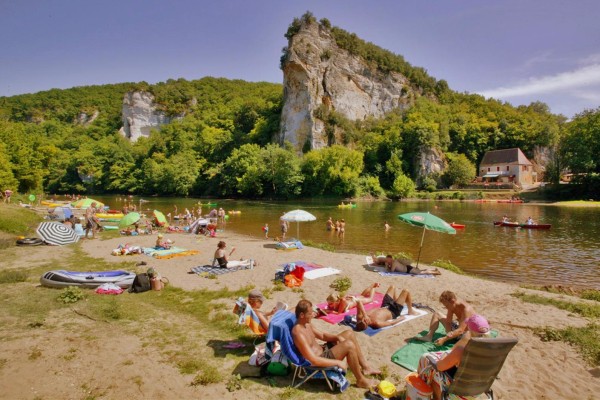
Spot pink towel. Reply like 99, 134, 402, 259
316, 292, 384, 324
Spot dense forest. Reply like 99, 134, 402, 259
0, 13, 598, 199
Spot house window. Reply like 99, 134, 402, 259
522, 165, 527, 172
506, 166, 509, 171
497, 167, 500, 171
487, 167, 490, 172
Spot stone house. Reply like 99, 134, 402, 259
479, 148, 535, 186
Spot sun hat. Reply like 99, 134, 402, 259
248, 289, 265, 302
466, 314, 490, 334
158, 233, 164, 238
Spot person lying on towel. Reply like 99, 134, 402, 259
371, 253, 441, 275
320, 283, 380, 315
355, 285, 418, 331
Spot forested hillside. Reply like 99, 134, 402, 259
0, 13, 595, 199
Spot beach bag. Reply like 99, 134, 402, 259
249, 342, 269, 367
290, 266, 305, 280
284, 274, 302, 288
266, 350, 290, 376
129, 273, 151, 293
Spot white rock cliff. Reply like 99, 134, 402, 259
119, 91, 178, 142
279, 21, 415, 151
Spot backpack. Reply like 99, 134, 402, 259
128, 273, 151, 293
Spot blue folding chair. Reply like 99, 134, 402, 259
265, 310, 348, 391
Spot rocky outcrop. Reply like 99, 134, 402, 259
119, 91, 180, 142
74, 110, 99, 126
416, 147, 446, 185
279, 20, 415, 151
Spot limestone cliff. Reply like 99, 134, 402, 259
279, 20, 416, 151
119, 91, 180, 142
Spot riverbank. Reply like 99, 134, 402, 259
0, 219, 599, 398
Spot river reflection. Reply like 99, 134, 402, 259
97, 196, 600, 289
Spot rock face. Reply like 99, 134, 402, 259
416, 147, 447, 185
279, 21, 415, 151
74, 110, 99, 126
119, 91, 179, 142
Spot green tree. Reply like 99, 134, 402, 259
442, 153, 476, 188
561, 108, 600, 173
302, 145, 364, 196
390, 173, 415, 199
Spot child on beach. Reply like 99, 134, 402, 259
262, 223, 269, 239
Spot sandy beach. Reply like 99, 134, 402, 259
1, 227, 599, 399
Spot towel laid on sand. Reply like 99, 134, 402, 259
340, 308, 428, 336
191, 260, 254, 276
143, 246, 196, 258
365, 256, 435, 279
279, 261, 340, 280
316, 292, 385, 324
391, 325, 499, 371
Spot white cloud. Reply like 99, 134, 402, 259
478, 64, 600, 99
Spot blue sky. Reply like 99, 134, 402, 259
1, 0, 599, 118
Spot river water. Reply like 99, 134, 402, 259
95, 196, 600, 289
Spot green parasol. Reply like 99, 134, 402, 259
118, 212, 141, 228
397, 212, 456, 267
153, 210, 167, 226
71, 198, 104, 209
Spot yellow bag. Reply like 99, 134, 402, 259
377, 380, 397, 398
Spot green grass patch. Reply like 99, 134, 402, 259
582, 290, 600, 302
512, 292, 600, 318
302, 240, 336, 252
0, 269, 28, 284
190, 363, 222, 386
432, 259, 465, 275
0, 205, 43, 235
535, 323, 600, 366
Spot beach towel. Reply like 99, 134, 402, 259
236, 298, 267, 335
365, 256, 435, 279
304, 267, 341, 280
275, 240, 303, 250
339, 308, 428, 336
191, 260, 254, 276
391, 326, 499, 372
143, 246, 198, 259
281, 261, 324, 271
316, 292, 385, 324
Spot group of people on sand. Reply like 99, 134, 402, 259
325, 217, 346, 238
241, 284, 491, 398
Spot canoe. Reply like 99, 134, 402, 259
338, 204, 357, 208
41, 200, 69, 208
493, 221, 551, 230
450, 223, 465, 229
198, 202, 217, 206
228, 211, 241, 214
40, 270, 136, 289
96, 213, 124, 219
497, 200, 524, 203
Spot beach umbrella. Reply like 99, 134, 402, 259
281, 209, 316, 239
153, 210, 167, 226
397, 212, 456, 267
118, 212, 141, 228
71, 198, 104, 209
36, 222, 80, 246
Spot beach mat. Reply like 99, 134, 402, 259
191, 260, 254, 276
316, 292, 385, 324
304, 267, 340, 279
366, 256, 435, 278
340, 308, 428, 336
391, 326, 498, 371
281, 261, 324, 271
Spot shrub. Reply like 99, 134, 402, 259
57, 286, 85, 304
329, 276, 352, 296
432, 259, 465, 275
0, 269, 28, 284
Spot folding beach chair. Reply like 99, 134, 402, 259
442, 337, 518, 400
265, 310, 348, 392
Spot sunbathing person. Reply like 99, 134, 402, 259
292, 299, 380, 389
355, 285, 418, 331
408, 290, 475, 345
370, 253, 441, 275
155, 234, 172, 250
245, 289, 286, 332
214, 240, 235, 268
323, 283, 380, 315
417, 314, 492, 400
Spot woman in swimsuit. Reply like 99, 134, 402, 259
324, 283, 380, 314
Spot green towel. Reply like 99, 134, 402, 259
391, 326, 498, 372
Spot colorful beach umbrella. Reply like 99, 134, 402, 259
153, 210, 167, 226
36, 222, 80, 246
71, 198, 104, 209
397, 212, 456, 267
118, 212, 141, 228
281, 209, 316, 239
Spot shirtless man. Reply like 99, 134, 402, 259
355, 285, 418, 331
409, 290, 475, 346
292, 299, 379, 389
370, 254, 441, 276
84, 202, 98, 239
322, 283, 379, 315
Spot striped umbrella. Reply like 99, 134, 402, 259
36, 222, 80, 246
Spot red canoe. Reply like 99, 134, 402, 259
496, 199, 524, 203
450, 223, 466, 229
493, 221, 551, 230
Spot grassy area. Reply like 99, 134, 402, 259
302, 240, 336, 252
513, 291, 600, 366
0, 205, 43, 235
432, 259, 466, 275
550, 200, 600, 207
